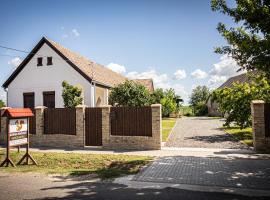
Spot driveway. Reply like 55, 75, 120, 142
165, 117, 248, 149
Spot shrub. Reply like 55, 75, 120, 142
62, 81, 83, 108
109, 80, 151, 107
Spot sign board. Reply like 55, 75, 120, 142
9, 118, 28, 147
0, 108, 37, 167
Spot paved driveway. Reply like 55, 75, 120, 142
165, 117, 248, 149
133, 156, 270, 192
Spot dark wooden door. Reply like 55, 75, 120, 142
23, 92, 36, 134
43, 91, 55, 108
85, 108, 102, 146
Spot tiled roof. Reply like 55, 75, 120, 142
47, 39, 127, 88
218, 71, 257, 89
134, 79, 154, 92
2, 108, 34, 118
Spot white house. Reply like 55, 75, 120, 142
2, 37, 153, 109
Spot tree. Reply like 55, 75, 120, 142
62, 81, 83, 108
151, 88, 180, 117
211, 0, 270, 80
109, 80, 151, 106
0, 99, 5, 108
160, 89, 178, 117
212, 75, 270, 128
190, 86, 210, 106
189, 86, 210, 116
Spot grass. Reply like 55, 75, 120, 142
162, 118, 176, 142
0, 150, 152, 179
179, 106, 194, 116
223, 127, 253, 146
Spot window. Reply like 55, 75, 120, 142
23, 92, 35, 109
37, 57, 43, 66
47, 57, 53, 66
43, 91, 55, 108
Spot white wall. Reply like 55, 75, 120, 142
7, 43, 93, 108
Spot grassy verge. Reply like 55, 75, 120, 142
162, 118, 177, 142
0, 150, 152, 179
223, 127, 253, 146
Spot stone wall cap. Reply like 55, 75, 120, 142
151, 104, 161, 107
252, 100, 265, 104
75, 105, 87, 108
99, 105, 112, 108
35, 106, 47, 109
0, 107, 11, 110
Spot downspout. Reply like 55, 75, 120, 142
90, 81, 96, 107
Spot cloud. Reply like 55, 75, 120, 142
191, 69, 208, 79
173, 69, 186, 80
208, 55, 244, 86
107, 63, 126, 74
126, 69, 188, 102
208, 75, 227, 85
126, 69, 169, 89
71, 29, 80, 37
8, 57, 22, 67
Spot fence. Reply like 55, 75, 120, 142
0, 104, 161, 150
110, 107, 152, 137
44, 108, 76, 135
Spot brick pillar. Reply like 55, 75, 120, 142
35, 106, 46, 136
75, 105, 86, 147
0, 107, 10, 145
151, 104, 162, 150
101, 105, 111, 147
251, 100, 267, 151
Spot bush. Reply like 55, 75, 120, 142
0, 99, 5, 108
212, 75, 270, 128
109, 80, 151, 107
62, 81, 83, 108
194, 102, 208, 116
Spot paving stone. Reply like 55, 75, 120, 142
133, 156, 270, 190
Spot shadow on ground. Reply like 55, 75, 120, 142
185, 133, 239, 144
33, 181, 268, 200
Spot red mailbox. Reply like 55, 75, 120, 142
0, 108, 37, 167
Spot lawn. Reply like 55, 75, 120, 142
179, 106, 194, 116
162, 118, 177, 142
0, 150, 152, 179
224, 127, 253, 146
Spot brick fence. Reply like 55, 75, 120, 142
251, 100, 270, 151
0, 104, 161, 150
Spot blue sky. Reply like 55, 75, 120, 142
0, 0, 241, 104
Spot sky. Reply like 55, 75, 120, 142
0, 0, 242, 104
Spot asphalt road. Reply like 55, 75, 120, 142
0, 172, 269, 200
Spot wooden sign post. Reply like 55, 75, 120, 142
0, 108, 37, 167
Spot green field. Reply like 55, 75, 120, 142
224, 127, 253, 146
179, 106, 194, 116
0, 150, 152, 179
162, 118, 177, 141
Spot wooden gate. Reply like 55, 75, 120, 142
85, 107, 102, 146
